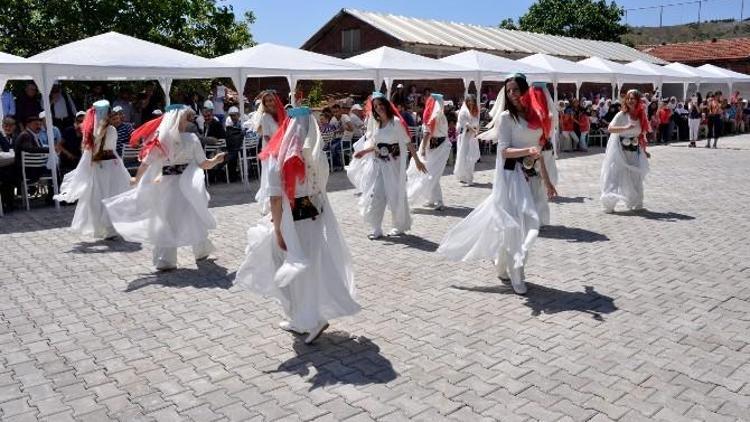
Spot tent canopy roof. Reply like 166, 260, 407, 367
624, 60, 691, 83
518, 53, 611, 84
346, 46, 474, 81
30, 32, 234, 81
664, 62, 726, 84
577, 57, 654, 84
0, 51, 41, 81
697, 63, 750, 82
214, 43, 374, 80
439, 50, 551, 82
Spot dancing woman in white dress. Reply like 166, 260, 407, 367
600, 89, 650, 213
407, 94, 452, 210
103, 106, 226, 270
234, 107, 360, 344
347, 93, 426, 240
438, 74, 557, 294
54, 100, 131, 239
454, 94, 481, 185
251, 90, 287, 214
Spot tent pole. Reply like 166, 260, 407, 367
0, 78, 6, 121
40, 67, 60, 210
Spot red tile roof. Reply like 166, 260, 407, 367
638, 37, 750, 62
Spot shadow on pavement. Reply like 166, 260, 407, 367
68, 239, 142, 254
411, 205, 474, 218
125, 259, 232, 291
451, 283, 617, 321
617, 209, 695, 222
539, 225, 609, 243
378, 233, 440, 252
270, 332, 398, 390
550, 196, 590, 204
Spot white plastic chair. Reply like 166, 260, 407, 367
321, 131, 335, 170
204, 139, 228, 185
240, 134, 260, 186
121, 145, 142, 173
20, 152, 52, 211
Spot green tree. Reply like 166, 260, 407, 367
517, 0, 627, 41
498, 18, 518, 30
0, 0, 254, 57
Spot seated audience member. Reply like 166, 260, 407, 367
111, 106, 134, 156
14, 115, 53, 203
58, 111, 85, 174
1, 117, 17, 211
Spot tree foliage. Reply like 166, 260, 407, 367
498, 18, 518, 30
0, 0, 255, 58
515, 0, 627, 42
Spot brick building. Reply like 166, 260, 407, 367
292, 9, 663, 104
639, 37, 750, 75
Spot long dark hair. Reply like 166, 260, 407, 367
503, 75, 530, 123
372, 97, 396, 124
464, 94, 479, 116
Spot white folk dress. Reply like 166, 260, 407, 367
235, 117, 360, 331
54, 125, 131, 238
438, 111, 541, 282
600, 111, 649, 212
254, 113, 280, 215
454, 107, 481, 184
407, 112, 451, 207
347, 117, 411, 236
104, 133, 216, 267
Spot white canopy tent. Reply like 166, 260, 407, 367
346, 46, 474, 98
625, 59, 694, 99
438, 50, 551, 97
28, 32, 238, 200
577, 57, 655, 98
0, 52, 43, 120
518, 53, 611, 101
697, 64, 750, 93
664, 62, 728, 100
213, 43, 376, 107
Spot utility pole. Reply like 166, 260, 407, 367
742, 0, 745, 21
659, 5, 664, 27
698, 0, 702, 24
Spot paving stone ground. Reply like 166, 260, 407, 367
1, 135, 750, 421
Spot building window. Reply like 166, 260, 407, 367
341, 29, 360, 54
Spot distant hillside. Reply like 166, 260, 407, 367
622, 19, 750, 46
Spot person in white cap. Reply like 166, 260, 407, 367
407, 93, 451, 210
224, 106, 242, 128
104, 106, 226, 270
235, 106, 360, 344
54, 100, 132, 239
37, 111, 62, 147
348, 104, 365, 138
110, 105, 134, 156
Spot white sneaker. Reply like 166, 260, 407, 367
279, 321, 306, 335
509, 267, 527, 295
434, 202, 445, 211
422, 202, 436, 208
305, 321, 329, 344
387, 228, 403, 236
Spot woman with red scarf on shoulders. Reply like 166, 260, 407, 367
438, 74, 557, 295
600, 89, 651, 213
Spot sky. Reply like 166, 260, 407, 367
229, 0, 742, 47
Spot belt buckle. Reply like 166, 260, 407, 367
522, 156, 536, 170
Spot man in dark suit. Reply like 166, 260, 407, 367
14, 115, 53, 203
0, 117, 17, 211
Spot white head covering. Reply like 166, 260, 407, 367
153, 106, 187, 163
92, 99, 110, 140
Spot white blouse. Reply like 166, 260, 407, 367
497, 111, 543, 151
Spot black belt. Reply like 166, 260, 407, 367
376, 143, 400, 161
541, 141, 553, 151
429, 137, 446, 149
162, 164, 188, 175
620, 138, 639, 152
292, 196, 321, 221
92, 150, 116, 161
504, 157, 538, 177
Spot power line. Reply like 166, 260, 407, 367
623, 0, 739, 27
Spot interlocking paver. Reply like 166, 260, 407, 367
1, 137, 749, 421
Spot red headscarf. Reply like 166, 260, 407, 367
629, 100, 650, 151
130, 115, 165, 160
258, 115, 305, 206
81, 108, 97, 150
422, 95, 438, 134
520, 86, 552, 146
259, 91, 288, 125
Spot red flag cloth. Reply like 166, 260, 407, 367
422, 96, 437, 134
520, 87, 551, 146
81, 108, 97, 150
129, 115, 165, 161
257, 116, 305, 206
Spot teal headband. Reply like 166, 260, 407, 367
287, 106, 310, 117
